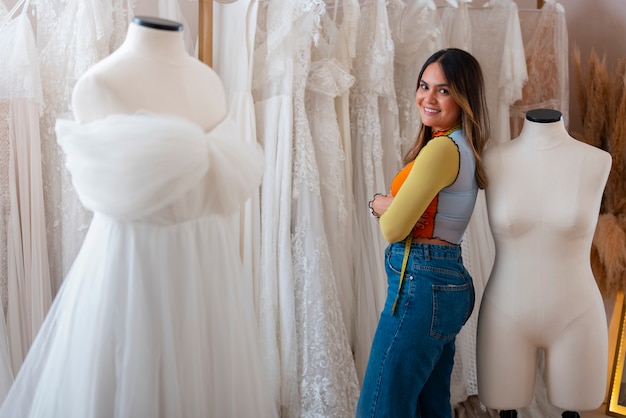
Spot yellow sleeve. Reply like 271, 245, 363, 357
379, 136, 460, 243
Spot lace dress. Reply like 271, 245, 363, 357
0, 4, 51, 381
388, 0, 444, 157
349, 1, 399, 381
305, 10, 356, 362
510, 0, 569, 138
253, 2, 359, 416
34, 0, 130, 294
0, 113, 276, 418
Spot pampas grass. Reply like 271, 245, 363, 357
574, 45, 626, 296
573, 45, 586, 127
607, 71, 626, 215
583, 49, 608, 149
593, 214, 626, 296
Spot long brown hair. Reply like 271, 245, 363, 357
404, 48, 490, 189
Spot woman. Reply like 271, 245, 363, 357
357, 48, 490, 418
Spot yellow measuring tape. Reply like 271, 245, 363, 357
391, 235, 413, 314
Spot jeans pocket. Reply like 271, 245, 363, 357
430, 282, 472, 341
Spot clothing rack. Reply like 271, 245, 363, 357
197, 0, 544, 65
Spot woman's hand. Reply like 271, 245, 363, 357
369, 193, 394, 218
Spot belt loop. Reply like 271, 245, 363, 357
424, 245, 430, 261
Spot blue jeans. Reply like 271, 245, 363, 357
356, 242, 475, 418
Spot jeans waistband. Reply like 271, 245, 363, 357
387, 241, 462, 261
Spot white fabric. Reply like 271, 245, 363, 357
389, 0, 444, 157
287, 1, 360, 416
34, 0, 129, 294
305, 10, 356, 376
213, 0, 263, 324
253, 2, 299, 413
0, 6, 50, 382
0, 113, 275, 418
158, 0, 195, 55
253, 2, 360, 416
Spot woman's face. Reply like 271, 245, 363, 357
416, 62, 461, 132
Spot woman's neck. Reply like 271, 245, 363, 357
119, 22, 189, 65
432, 122, 462, 138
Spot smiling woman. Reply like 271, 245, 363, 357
358, 48, 490, 418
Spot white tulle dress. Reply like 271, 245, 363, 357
0, 113, 276, 418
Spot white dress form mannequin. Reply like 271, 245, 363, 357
0, 16, 276, 418
71, 16, 226, 130
477, 109, 611, 416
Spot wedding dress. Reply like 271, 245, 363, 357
254, 2, 359, 416
0, 113, 276, 418
0, 1, 51, 380
253, 1, 300, 413
388, 0, 444, 157
34, 0, 129, 294
213, 0, 262, 315
349, 0, 399, 379
305, 9, 357, 374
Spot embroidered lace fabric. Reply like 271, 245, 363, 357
388, 0, 444, 157
33, 0, 130, 295
306, 10, 357, 375
254, 1, 359, 416
349, 2, 403, 386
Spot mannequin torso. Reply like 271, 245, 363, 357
477, 110, 611, 411
71, 16, 227, 131
0, 16, 278, 418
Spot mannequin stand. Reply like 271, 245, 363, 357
499, 410, 579, 417
499, 411, 517, 418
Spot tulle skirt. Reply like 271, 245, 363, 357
0, 213, 276, 418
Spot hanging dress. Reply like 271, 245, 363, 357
305, 8, 357, 375
349, 0, 399, 375
34, 0, 128, 294
291, 1, 360, 416
213, 0, 263, 316
388, 0, 444, 157
253, 1, 300, 413
0, 1, 51, 381
0, 113, 276, 418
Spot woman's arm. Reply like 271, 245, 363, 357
379, 136, 459, 242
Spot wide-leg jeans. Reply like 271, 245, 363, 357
357, 241, 475, 418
